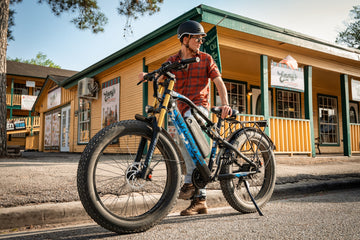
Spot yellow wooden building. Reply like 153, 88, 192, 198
6, 61, 77, 151
33, 5, 360, 157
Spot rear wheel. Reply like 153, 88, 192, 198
77, 120, 181, 234
220, 129, 276, 213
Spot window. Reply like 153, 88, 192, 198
318, 95, 338, 144
78, 99, 91, 144
216, 81, 246, 113
13, 83, 28, 95
34, 87, 42, 96
276, 90, 301, 118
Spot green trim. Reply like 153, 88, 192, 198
200, 5, 360, 61
60, 4, 360, 90
269, 116, 310, 122
317, 94, 341, 147
7, 105, 21, 110
304, 66, 316, 157
341, 74, 351, 156
260, 55, 269, 135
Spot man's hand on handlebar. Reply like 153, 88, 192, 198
220, 105, 233, 119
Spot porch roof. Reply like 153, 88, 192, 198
7, 60, 77, 79
61, 4, 360, 89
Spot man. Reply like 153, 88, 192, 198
140, 20, 232, 215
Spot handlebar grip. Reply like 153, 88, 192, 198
137, 79, 145, 85
180, 57, 200, 65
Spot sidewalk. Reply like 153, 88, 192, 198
0, 152, 359, 231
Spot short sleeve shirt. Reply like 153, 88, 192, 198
167, 51, 221, 115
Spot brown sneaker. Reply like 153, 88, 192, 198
179, 183, 195, 200
180, 197, 208, 216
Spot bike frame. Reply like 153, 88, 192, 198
139, 72, 261, 185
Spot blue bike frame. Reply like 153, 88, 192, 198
167, 91, 213, 181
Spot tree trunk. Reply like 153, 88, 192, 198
0, 0, 10, 157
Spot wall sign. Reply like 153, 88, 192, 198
271, 61, 304, 92
351, 79, 360, 102
202, 26, 222, 72
26, 81, 36, 88
47, 87, 61, 109
101, 77, 120, 128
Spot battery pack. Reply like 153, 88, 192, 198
185, 115, 210, 158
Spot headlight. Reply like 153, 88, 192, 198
145, 105, 155, 114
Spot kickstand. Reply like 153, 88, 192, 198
243, 179, 264, 216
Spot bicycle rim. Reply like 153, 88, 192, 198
77, 120, 180, 233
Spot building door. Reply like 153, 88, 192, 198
252, 88, 272, 115
349, 102, 359, 123
60, 106, 71, 152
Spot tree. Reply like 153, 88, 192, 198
336, 5, 360, 50
8, 52, 61, 68
0, 0, 164, 157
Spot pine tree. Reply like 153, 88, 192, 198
0, 0, 163, 157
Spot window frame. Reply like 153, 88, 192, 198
214, 79, 247, 114
317, 94, 340, 146
276, 89, 302, 119
77, 98, 91, 145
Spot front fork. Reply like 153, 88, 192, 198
137, 77, 175, 179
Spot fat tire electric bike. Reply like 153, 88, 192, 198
77, 57, 276, 234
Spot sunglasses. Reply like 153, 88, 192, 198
191, 36, 206, 43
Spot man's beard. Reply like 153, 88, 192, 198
185, 44, 199, 55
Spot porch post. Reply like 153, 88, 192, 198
340, 74, 351, 156
10, 78, 14, 118
260, 55, 269, 135
304, 66, 316, 157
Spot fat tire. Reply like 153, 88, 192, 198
77, 120, 181, 234
219, 129, 276, 213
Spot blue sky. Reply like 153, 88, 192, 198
6, 0, 359, 71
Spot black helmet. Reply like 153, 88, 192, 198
177, 20, 206, 40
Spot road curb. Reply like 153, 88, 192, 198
1, 178, 359, 231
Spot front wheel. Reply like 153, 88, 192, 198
220, 129, 276, 213
77, 120, 181, 234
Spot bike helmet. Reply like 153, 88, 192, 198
177, 20, 206, 41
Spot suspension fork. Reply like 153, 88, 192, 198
139, 77, 175, 179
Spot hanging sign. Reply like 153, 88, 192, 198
271, 61, 304, 92
21, 95, 37, 110
202, 26, 222, 73
352, 79, 360, 101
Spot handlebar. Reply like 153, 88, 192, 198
137, 57, 200, 85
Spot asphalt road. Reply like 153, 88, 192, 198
1, 187, 359, 240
